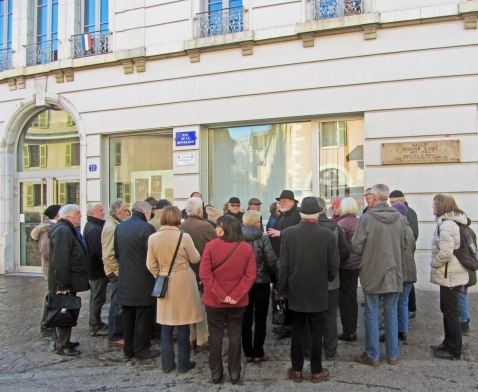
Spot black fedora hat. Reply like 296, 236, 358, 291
298, 197, 323, 214
275, 190, 298, 202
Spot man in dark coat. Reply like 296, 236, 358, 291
114, 201, 159, 360
268, 190, 301, 336
84, 203, 107, 336
48, 204, 89, 356
389, 189, 419, 318
279, 197, 339, 383
181, 197, 217, 350
302, 197, 350, 360
224, 196, 244, 224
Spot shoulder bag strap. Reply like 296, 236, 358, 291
166, 231, 183, 278
212, 241, 241, 272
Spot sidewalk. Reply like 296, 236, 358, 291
0, 275, 476, 391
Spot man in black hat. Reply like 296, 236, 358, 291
224, 197, 244, 224
268, 190, 301, 336
279, 197, 339, 383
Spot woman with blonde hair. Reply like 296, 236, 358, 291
147, 206, 203, 374
430, 194, 469, 360
337, 197, 361, 342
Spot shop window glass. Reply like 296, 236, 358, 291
109, 132, 174, 207
18, 109, 79, 172
319, 119, 364, 215
208, 122, 312, 209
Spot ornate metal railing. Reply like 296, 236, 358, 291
196, 6, 244, 38
311, 0, 363, 20
25, 40, 58, 66
70, 31, 110, 59
0, 48, 13, 71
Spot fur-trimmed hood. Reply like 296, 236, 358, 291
30, 221, 54, 240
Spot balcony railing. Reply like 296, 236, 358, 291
196, 6, 244, 38
70, 31, 110, 59
0, 48, 13, 71
25, 39, 58, 66
311, 0, 363, 20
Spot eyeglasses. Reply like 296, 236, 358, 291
230, 204, 240, 207
364, 194, 371, 197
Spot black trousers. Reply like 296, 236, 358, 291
241, 283, 270, 358
303, 288, 339, 358
408, 284, 417, 312
339, 268, 360, 335
290, 309, 324, 374
206, 305, 245, 380
439, 286, 462, 357
122, 305, 154, 358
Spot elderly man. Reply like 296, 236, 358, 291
279, 197, 339, 383
115, 201, 159, 360
84, 203, 108, 337
352, 184, 405, 366
224, 197, 244, 224
102, 198, 129, 347
268, 189, 301, 336
181, 197, 217, 350
48, 204, 88, 356
363, 187, 373, 214
248, 198, 263, 229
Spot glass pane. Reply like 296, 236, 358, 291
109, 132, 174, 207
19, 181, 47, 267
100, 0, 108, 23
37, 5, 47, 37
208, 122, 312, 209
319, 119, 364, 216
0, 15, 4, 48
51, 2, 58, 34
7, 0, 11, 12
7, 12, 12, 44
84, 0, 95, 29
229, 0, 242, 8
17, 109, 80, 172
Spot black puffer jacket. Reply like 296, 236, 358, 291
83, 215, 106, 280
242, 226, 277, 284
48, 219, 89, 293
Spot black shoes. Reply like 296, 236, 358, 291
338, 332, 357, 342
461, 319, 470, 332
430, 343, 446, 350
135, 349, 161, 360
68, 341, 80, 348
163, 363, 177, 374
212, 373, 224, 384
379, 332, 407, 343
56, 346, 81, 356
433, 349, 460, 360
178, 361, 196, 374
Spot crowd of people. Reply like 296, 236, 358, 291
32, 185, 476, 383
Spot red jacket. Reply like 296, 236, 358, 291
200, 238, 257, 308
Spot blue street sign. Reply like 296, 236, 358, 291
176, 131, 196, 146
88, 164, 98, 172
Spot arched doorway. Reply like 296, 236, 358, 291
15, 108, 81, 273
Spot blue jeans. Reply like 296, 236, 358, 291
161, 324, 190, 372
364, 292, 399, 360
458, 287, 469, 324
107, 273, 123, 342
398, 283, 413, 333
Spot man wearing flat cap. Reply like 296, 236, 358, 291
248, 198, 263, 230
31, 204, 62, 328
279, 197, 339, 383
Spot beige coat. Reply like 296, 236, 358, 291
102, 215, 120, 276
147, 225, 203, 325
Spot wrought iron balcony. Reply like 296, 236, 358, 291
0, 48, 13, 71
311, 0, 363, 20
25, 40, 58, 66
196, 6, 244, 38
70, 31, 110, 59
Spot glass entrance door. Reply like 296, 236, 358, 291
16, 177, 80, 272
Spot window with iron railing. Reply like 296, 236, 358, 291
26, 0, 58, 65
0, 0, 13, 71
197, 0, 244, 38
311, 0, 363, 20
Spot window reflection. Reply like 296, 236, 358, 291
109, 132, 174, 206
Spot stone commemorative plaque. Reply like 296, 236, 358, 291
382, 140, 460, 165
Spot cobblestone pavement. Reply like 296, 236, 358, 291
0, 275, 477, 391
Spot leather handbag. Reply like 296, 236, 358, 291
271, 286, 290, 326
151, 231, 183, 298
42, 293, 81, 328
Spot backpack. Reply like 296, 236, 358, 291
454, 223, 478, 272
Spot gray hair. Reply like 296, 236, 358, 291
110, 198, 126, 215
372, 184, 390, 202
185, 197, 203, 217
132, 201, 152, 215
60, 204, 80, 219
339, 197, 358, 215
87, 203, 102, 216
316, 197, 327, 215
300, 212, 320, 220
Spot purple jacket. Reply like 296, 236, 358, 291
337, 214, 362, 270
